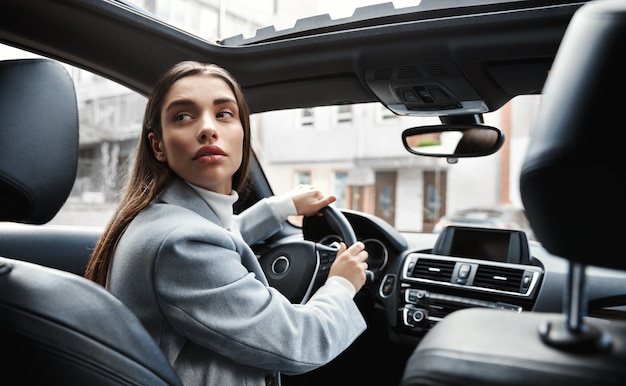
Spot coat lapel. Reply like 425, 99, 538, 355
156, 177, 270, 286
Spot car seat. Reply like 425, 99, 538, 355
400, 1, 626, 385
0, 58, 183, 385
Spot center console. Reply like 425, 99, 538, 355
380, 226, 544, 337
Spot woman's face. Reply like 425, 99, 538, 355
150, 74, 244, 194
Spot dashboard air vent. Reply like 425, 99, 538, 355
474, 265, 524, 293
410, 258, 455, 283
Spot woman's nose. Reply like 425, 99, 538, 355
198, 116, 218, 142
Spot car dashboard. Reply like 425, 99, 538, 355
303, 209, 626, 345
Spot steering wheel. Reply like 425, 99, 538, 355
258, 206, 357, 304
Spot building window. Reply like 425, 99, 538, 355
99, 96, 118, 128
377, 104, 398, 123
333, 171, 349, 208
299, 108, 314, 128
119, 93, 147, 129
295, 171, 311, 186
336, 105, 353, 124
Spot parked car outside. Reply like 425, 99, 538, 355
433, 205, 535, 240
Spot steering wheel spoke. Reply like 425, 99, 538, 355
258, 206, 357, 304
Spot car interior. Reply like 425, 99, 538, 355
0, 0, 625, 385
401, 1, 626, 384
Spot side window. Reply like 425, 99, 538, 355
0, 44, 146, 227
66, 73, 146, 226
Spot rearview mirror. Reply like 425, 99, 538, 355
402, 124, 505, 161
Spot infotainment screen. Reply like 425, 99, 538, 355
432, 226, 531, 264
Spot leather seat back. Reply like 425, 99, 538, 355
0, 58, 182, 385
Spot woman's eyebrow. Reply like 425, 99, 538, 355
213, 97, 237, 106
164, 98, 194, 113
165, 97, 236, 112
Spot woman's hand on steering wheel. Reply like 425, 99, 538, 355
288, 184, 337, 217
328, 241, 369, 293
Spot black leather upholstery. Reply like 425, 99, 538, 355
0, 224, 100, 275
0, 59, 182, 385
401, 308, 626, 386
519, 0, 625, 270
0, 59, 78, 224
0, 257, 183, 385
401, 1, 626, 385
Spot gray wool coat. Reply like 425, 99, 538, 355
107, 178, 367, 386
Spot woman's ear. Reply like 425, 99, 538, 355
148, 132, 166, 162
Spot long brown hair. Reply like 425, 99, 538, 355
84, 61, 252, 286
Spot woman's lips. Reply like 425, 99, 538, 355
193, 145, 226, 162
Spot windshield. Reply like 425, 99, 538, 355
0, 0, 539, 239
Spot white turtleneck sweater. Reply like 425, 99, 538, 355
187, 183, 294, 234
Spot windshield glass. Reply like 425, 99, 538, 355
0, 0, 539, 239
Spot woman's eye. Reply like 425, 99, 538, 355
175, 113, 192, 122
217, 110, 235, 119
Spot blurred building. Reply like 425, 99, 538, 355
59, 0, 540, 231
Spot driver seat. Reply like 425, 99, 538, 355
400, 1, 626, 385
0, 58, 183, 385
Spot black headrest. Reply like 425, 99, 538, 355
520, 0, 626, 270
0, 59, 78, 224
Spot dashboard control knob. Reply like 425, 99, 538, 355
412, 310, 425, 323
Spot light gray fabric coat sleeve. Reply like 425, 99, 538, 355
235, 197, 285, 245
107, 179, 367, 386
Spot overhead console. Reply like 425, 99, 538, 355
365, 62, 488, 116
380, 226, 543, 337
